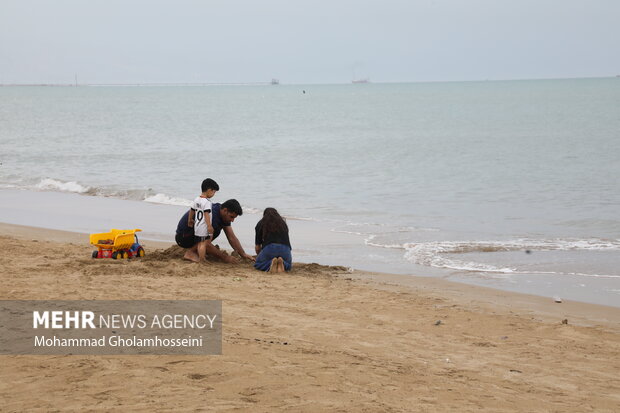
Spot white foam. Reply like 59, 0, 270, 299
144, 193, 192, 206
35, 178, 90, 194
402, 242, 517, 273
361, 238, 620, 277
338, 221, 440, 232
365, 238, 404, 249
284, 215, 316, 221
331, 229, 369, 236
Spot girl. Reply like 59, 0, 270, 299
254, 208, 292, 273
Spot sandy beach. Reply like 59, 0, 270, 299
3, 2, 620, 411
1, 222, 619, 412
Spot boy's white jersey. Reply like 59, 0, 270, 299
191, 196, 212, 237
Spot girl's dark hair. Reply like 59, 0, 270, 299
262, 207, 287, 238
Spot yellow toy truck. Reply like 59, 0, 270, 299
90, 229, 145, 259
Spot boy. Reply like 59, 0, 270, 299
188, 178, 219, 263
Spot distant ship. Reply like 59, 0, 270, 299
352, 78, 370, 84
271, 78, 280, 85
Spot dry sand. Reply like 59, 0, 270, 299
1, 223, 619, 412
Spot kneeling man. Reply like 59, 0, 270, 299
176, 199, 255, 263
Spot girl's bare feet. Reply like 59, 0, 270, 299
277, 257, 285, 273
268, 257, 278, 273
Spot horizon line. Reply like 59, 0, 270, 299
1, 75, 618, 87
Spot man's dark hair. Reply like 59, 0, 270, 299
221, 199, 243, 216
201, 178, 219, 192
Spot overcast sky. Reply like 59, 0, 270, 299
1, 0, 619, 84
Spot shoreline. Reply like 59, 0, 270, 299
2, 221, 619, 332
1, 188, 619, 308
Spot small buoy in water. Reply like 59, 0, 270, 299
525, 249, 532, 254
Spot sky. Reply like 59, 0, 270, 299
1, 0, 619, 84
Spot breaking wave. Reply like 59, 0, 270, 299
144, 193, 192, 206
367, 237, 620, 277
8, 177, 264, 215
36, 178, 90, 194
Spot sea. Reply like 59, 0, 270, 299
1, 78, 619, 306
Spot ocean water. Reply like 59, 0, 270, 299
1, 79, 619, 305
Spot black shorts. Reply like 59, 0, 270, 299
194, 235, 211, 243
175, 232, 196, 249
